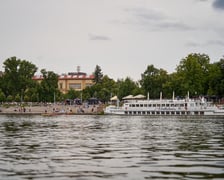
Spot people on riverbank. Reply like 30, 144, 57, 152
0, 103, 104, 115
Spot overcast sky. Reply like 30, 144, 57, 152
0, 0, 224, 80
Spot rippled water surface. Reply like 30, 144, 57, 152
0, 115, 224, 179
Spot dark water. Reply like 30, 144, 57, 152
0, 115, 224, 180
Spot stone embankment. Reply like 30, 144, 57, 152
0, 104, 105, 115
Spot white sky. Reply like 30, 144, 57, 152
0, 0, 224, 80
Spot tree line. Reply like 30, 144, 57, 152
0, 53, 223, 103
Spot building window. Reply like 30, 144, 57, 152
59, 83, 63, 89
69, 83, 81, 90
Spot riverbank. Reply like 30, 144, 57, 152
0, 104, 105, 115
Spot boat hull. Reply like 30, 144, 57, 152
104, 99, 224, 116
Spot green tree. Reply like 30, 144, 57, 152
15, 94, 21, 102
208, 58, 224, 97
24, 81, 40, 102
176, 53, 210, 96
140, 65, 169, 98
1, 57, 37, 99
117, 77, 142, 100
0, 89, 6, 102
82, 75, 117, 102
93, 65, 103, 84
39, 69, 59, 102
6, 95, 13, 102
65, 89, 81, 100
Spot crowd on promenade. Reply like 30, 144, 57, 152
0, 102, 104, 115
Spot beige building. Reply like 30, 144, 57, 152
33, 72, 95, 94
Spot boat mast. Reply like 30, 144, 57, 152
186, 91, 190, 101
147, 92, 149, 100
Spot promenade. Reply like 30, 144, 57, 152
0, 104, 105, 115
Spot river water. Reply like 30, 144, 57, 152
0, 115, 223, 180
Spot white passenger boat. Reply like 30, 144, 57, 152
104, 97, 224, 116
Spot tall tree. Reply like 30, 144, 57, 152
39, 69, 59, 102
140, 65, 169, 98
1, 56, 37, 98
176, 53, 210, 96
208, 58, 224, 97
93, 65, 103, 84
84, 75, 117, 102
117, 77, 142, 100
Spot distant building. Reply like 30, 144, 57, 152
32, 67, 95, 94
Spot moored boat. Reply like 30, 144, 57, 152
104, 96, 224, 116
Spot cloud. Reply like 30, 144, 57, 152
185, 41, 200, 47
125, 8, 193, 31
207, 40, 224, 46
88, 34, 111, 41
186, 39, 224, 47
213, 0, 224, 10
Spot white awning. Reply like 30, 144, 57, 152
122, 95, 134, 100
133, 94, 146, 99
110, 96, 118, 101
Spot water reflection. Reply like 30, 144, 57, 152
0, 115, 223, 179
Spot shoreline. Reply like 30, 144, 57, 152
0, 104, 105, 116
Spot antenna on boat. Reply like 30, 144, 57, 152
172, 91, 175, 100
160, 92, 162, 100
147, 92, 149, 100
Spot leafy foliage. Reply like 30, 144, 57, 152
176, 53, 210, 96
1, 57, 37, 99
93, 65, 103, 84
38, 69, 60, 102
117, 77, 142, 100
140, 65, 169, 98
0, 54, 223, 103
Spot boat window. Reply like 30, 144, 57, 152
171, 111, 175, 115
152, 111, 155, 115
153, 104, 156, 107
144, 104, 147, 107
162, 104, 165, 107
149, 104, 152, 107
156, 111, 160, 115
136, 104, 139, 107
140, 104, 143, 107
166, 104, 169, 107
138, 111, 141, 114
142, 111, 145, 114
